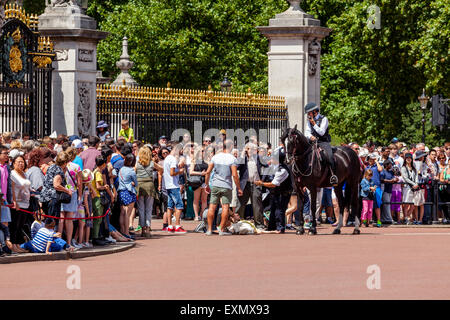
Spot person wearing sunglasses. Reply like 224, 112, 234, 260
203, 136, 211, 147
444, 142, 450, 164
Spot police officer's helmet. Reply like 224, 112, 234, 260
305, 102, 320, 114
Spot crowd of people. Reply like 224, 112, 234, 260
0, 119, 449, 256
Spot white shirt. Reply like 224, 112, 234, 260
10, 170, 31, 209
271, 166, 289, 186
305, 114, 329, 140
247, 155, 260, 183
163, 155, 180, 190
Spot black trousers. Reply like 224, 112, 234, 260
268, 193, 290, 232
318, 141, 336, 172
9, 206, 31, 244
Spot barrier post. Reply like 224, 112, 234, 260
432, 181, 439, 224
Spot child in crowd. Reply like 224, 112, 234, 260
391, 166, 403, 224
30, 214, 44, 239
360, 169, 377, 227
75, 169, 95, 248
20, 218, 69, 254
118, 119, 134, 143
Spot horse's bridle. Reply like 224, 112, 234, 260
288, 129, 316, 177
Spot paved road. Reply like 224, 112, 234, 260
2, 220, 450, 300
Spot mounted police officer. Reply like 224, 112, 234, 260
255, 147, 293, 233
304, 102, 338, 185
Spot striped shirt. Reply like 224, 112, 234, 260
31, 227, 55, 252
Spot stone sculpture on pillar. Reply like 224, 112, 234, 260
39, 0, 109, 136
257, 0, 331, 131
308, 38, 321, 76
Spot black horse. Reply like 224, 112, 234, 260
281, 126, 364, 235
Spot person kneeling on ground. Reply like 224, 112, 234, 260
20, 218, 71, 254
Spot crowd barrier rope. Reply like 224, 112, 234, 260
0, 203, 110, 221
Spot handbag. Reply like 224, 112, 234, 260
187, 174, 203, 189
187, 163, 205, 189
99, 190, 110, 206
56, 190, 71, 204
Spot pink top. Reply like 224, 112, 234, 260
0, 164, 8, 201
392, 176, 403, 192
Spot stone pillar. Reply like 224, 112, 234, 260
38, 1, 108, 136
257, 0, 331, 132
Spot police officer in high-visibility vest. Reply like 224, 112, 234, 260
255, 147, 293, 233
304, 102, 338, 185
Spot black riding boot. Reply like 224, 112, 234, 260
320, 142, 338, 185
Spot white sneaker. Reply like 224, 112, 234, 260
105, 236, 116, 243
83, 242, 93, 248
71, 239, 83, 249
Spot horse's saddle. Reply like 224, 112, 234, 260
316, 145, 338, 162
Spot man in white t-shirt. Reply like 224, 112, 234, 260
162, 143, 187, 233
204, 140, 243, 236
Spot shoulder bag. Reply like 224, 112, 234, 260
186, 163, 204, 189
57, 171, 74, 204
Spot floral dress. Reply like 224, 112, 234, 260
40, 164, 66, 203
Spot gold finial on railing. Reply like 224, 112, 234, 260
166, 82, 172, 94
206, 85, 213, 98
120, 79, 128, 93
4, 4, 39, 30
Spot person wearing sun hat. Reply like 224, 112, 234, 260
76, 169, 95, 248
96, 120, 110, 142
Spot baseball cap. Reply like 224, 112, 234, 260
68, 135, 80, 142
159, 135, 168, 140
383, 158, 394, 166
358, 148, 369, 158
72, 139, 83, 149
9, 149, 24, 159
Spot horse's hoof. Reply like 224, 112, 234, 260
352, 229, 361, 235
332, 229, 341, 235
296, 228, 305, 235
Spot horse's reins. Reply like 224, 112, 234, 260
290, 133, 317, 177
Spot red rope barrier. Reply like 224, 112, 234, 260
1, 203, 110, 220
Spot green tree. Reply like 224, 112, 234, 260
312, 0, 449, 145
92, 0, 287, 92
22, 0, 45, 15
